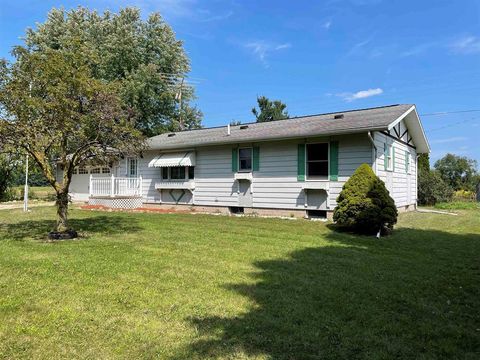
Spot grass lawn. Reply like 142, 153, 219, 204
0, 207, 479, 359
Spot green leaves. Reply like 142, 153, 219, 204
252, 96, 289, 123
333, 164, 398, 235
23, 6, 201, 136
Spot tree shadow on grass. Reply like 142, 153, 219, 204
180, 228, 480, 359
0, 215, 142, 241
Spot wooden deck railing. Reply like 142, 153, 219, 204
89, 175, 142, 197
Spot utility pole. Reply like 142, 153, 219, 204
23, 154, 29, 212
176, 77, 185, 130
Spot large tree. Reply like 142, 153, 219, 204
0, 48, 144, 237
252, 96, 288, 122
23, 7, 202, 136
434, 153, 478, 191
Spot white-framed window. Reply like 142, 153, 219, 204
384, 143, 393, 171
161, 166, 194, 181
73, 168, 78, 175
78, 167, 88, 174
90, 167, 101, 174
238, 148, 252, 172
306, 143, 329, 180
101, 167, 111, 174
127, 157, 138, 177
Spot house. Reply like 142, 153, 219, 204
60, 104, 430, 218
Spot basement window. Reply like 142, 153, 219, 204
307, 210, 327, 219
229, 206, 244, 214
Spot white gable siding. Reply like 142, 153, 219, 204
373, 119, 417, 208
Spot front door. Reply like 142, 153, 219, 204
238, 180, 252, 207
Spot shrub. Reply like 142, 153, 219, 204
418, 170, 453, 206
333, 164, 398, 235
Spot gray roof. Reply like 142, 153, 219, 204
148, 104, 414, 150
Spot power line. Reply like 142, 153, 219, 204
427, 116, 480, 132
421, 109, 480, 117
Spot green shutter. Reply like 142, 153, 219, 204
297, 144, 305, 181
253, 146, 260, 171
384, 143, 388, 170
231, 148, 238, 172
392, 146, 396, 172
329, 141, 339, 181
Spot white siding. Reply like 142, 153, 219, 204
373, 119, 417, 208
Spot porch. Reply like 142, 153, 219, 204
88, 175, 143, 209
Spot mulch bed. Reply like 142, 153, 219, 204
79, 204, 191, 214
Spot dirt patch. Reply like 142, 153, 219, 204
79, 204, 191, 214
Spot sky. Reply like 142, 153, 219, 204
1, 0, 479, 164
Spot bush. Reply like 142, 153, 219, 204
333, 164, 398, 235
453, 189, 476, 202
434, 201, 479, 210
418, 170, 453, 206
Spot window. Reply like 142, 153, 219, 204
78, 167, 88, 174
170, 166, 186, 180
127, 158, 137, 177
239, 148, 252, 171
101, 167, 111, 174
384, 143, 393, 171
306, 143, 329, 180
90, 167, 101, 174
162, 167, 169, 180
161, 166, 194, 180
405, 151, 411, 174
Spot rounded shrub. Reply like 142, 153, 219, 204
333, 164, 398, 235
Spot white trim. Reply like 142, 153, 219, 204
387, 105, 415, 130
412, 106, 431, 153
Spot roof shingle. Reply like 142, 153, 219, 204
148, 104, 414, 150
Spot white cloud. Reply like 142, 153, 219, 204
450, 35, 480, 54
198, 9, 233, 22
338, 88, 383, 102
244, 41, 291, 67
322, 20, 332, 30
430, 136, 468, 144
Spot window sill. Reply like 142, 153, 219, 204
234, 172, 253, 181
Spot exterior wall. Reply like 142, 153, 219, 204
373, 119, 418, 208
65, 131, 417, 211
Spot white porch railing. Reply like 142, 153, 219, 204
89, 175, 142, 197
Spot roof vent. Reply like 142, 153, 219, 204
239, 125, 249, 130
167, 133, 176, 137
334, 114, 344, 119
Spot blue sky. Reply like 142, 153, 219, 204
1, 0, 479, 164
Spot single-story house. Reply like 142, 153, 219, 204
59, 104, 430, 218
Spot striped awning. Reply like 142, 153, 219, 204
148, 151, 196, 168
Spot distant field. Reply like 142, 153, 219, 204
0, 206, 479, 359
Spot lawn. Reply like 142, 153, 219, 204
0, 207, 479, 359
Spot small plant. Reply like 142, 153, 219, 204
333, 164, 398, 235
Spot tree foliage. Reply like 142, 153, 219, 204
23, 7, 202, 136
333, 164, 397, 235
418, 170, 453, 206
434, 153, 478, 192
0, 47, 144, 235
252, 96, 288, 123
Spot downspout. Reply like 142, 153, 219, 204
367, 131, 377, 173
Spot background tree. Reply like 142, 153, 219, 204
23, 7, 202, 137
418, 153, 430, 174
0, 48, 144, 237
434, 153, 478, 191
252, 96, 288, 122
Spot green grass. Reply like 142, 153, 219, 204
0, 207, 479, 359
434, 201, 480, 210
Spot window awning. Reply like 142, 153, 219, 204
148, 151, 196, 168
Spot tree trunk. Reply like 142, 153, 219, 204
55, 190, 70, 233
